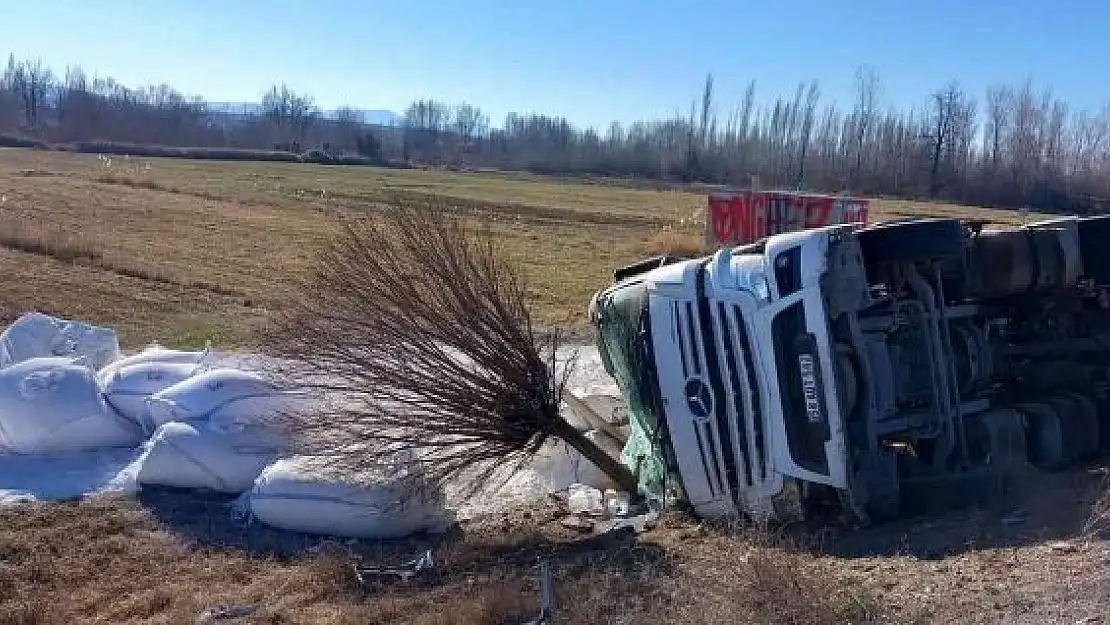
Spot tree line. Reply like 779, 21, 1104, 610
2, 53, 1109, 212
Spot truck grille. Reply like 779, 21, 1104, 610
718, 303, 767, 486
672, 300, 725, 498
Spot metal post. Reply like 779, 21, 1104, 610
537, 558, 555, 623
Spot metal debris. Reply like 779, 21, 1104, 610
196, 603, 259, 623
354, 549, 435, 585
593, 510, 661, 535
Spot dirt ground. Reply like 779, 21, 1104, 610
0, 464, 1107, 624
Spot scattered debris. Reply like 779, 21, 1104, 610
1048, 541, 1080, 554
523, 558, 556, 625
196, 603, 259, 623
594, 510, 661, 535
354, 549, 436, 585
559, 515, 594, 532
566, 483, 606, 516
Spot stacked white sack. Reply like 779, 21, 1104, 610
100, 362, 204, 434
131, 421, 286, 493
244, 456, 453, 540
128, 368, 310, 493
97, 344, 211, 382
146, 368, 308, 430
0, 313, 121, 371
0, 357, 143, 454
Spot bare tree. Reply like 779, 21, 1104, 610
332, 106, 363, 153
924, 81, 973, 198
261, 83, 318, 147
452, 102, 489, 149
266, 199, 637, 495
984, 85, 1012, 173
850, 65, 882, 187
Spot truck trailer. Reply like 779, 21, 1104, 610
589, 214, 1110, 524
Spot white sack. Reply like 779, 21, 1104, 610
147, 369, 301, 429
134, 421, 285, 494
0, 313, 121, 371
97, 344, 210, 383
101, 362, 201, 433
0, 357, 142, 454
246, 457, 452, 540
529, 429, 623, 492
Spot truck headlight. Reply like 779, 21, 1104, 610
729, 255, 772, 302
744, 266, 772, 301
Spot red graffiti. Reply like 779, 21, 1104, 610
706, 191, 869, 248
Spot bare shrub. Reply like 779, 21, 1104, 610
0, 212, 102, 265
737, 546, 884, 625
646, 229, 708, 258
266, 199, 636, 494
1083, 471, 1110, 539
95, 171, 172, 192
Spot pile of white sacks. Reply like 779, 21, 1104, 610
0, 313, 626, 540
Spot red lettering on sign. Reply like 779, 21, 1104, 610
709, 196, 735, 243
805, 197, 834, 228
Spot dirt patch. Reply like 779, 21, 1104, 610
3, 464, 1109, 623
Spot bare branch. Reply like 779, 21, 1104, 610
265, 198, 636, 497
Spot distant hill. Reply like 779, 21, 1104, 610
206, 102, 401, 127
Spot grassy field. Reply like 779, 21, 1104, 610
0, 147, 1048, 348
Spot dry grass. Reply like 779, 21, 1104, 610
646, 229, 709, 257
0, 496, 901, 625
0, 147, 1054, 348
95, 171, 174, 192
1, 471, 1110, 622
0, 211, 103, 265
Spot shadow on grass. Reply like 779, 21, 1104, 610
135, 486, 672, 580
814, 464, 1108, 560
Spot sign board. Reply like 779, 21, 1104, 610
706, 190, 869, 248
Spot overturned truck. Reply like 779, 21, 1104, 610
589, 213, 1110, 525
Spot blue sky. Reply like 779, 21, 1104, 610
1, 0, 1106, 129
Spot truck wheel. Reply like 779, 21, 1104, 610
857, 218, 966, 266
1014, 401, 1069, 471
1078, 215, 1110, 283
976, 408, 1030, 475
1058, 392, 1101, 461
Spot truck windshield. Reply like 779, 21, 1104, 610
592, 281, 680, 503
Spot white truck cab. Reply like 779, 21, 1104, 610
593, 214, 1110, 525
592, 226, 856, 521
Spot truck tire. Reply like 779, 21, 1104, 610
1014, 401, 1069, 471
857, 218, 966, 266
1079, 215, 1110, 283
1058, 392, 1101, 461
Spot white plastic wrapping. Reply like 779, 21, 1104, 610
0, 313, 121, 371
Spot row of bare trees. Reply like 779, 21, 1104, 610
0, 56, 381, 157
400, 70, 1110, 212
3, 52, 1110, 211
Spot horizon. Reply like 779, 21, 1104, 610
2, 0, 1109, 130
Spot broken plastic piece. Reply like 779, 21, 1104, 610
566, 483, 605, 516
